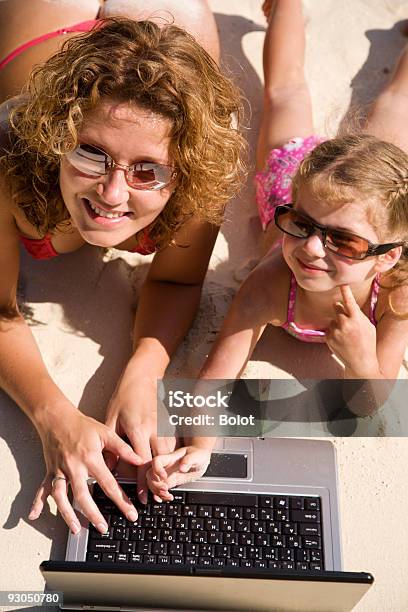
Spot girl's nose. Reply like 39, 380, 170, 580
96, 169, 130, 205
301, 232, 326, 258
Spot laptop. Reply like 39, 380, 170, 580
41, 437, 373, 611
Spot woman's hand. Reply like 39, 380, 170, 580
147, 439, 214, 501
326, 285, 381, 378
30, 403, 143, 534
104, 378, 176, 504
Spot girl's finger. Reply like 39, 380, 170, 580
340, 284, 359, 316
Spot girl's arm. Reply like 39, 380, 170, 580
326, 284, 408, 415
0, 181, 142, 533
146, 254, 286, 498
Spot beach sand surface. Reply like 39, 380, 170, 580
1, 1, 408, 610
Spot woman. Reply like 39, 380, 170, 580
0, 0, 246, 534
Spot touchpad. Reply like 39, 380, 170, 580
203, 452, 248, 479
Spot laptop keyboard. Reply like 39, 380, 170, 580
87, 485, 324, 571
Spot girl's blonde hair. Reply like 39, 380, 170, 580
1, 17, 247, 249
292, 134, 408, 316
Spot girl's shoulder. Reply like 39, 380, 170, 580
237, 247, 291, 326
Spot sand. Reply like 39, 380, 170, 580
1, 1, 408, 610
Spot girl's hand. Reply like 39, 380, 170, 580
147, 445, 213, 502
104, 379, 176, 504
30, 405, 143, 534
326, 284, 380, 378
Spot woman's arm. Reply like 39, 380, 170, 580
105, 218, 219, 500
0, 179, 142, 532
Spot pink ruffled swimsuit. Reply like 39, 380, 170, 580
281, 273, 380, 343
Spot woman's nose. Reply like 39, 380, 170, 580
96, 169, 130, 205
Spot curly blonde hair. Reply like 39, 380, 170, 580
1, 17, 247, 249
291, 134, 408, 316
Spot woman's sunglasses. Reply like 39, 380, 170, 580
274, 204, 403, 260
66, 143, 177, 191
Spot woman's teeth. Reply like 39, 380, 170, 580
88, 200, 127, 219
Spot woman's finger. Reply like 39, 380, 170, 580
29, 476, 52, 520
51, 477, 81, 534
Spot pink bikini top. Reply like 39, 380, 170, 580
0, 20, 99, 70
19, 232, 156, 260
280, 273, 380, 343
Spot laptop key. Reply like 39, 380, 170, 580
102, 553, 115, 562
310, 562, 323, 571
183, 505, 197, 517
186, 492, 257, 507
240, 560, 253, 568
226, 559, 239, 567
296, 562, 309, 571
215, 545, 230, 558
290, 497, 304, 510
263, 548, 279, 561
198, 557, 212, 566
87, 552, 101, 562
279, 549, 294, 562
130, 554, 143, 563
295, 549, 310, 562
178, 530, 192, 543
170, 491, 186, 503
213, 506, 227, 518
302, 537, 322, 549
311, 550, 322, 562
228, 507, 243, 519
239, 533, 254, 546
170, 556, 184, 565
281, 562, 295, 570
224, 533, 238, 545
259, 496, 273, 508
186, 557, 198, 566
213, 558, 226, 567
208, 532, 223, 545
291, 510, 320, 523
116, 554, 129, 563
304, 498, 320, 511
143, 555, 157, 564
254, 560, 267, 569
120, 542, 135, 554
114, 528, 129, 540
268, 561, 281, 569
282, 523, 297, 536
185, 544, 200, 556
220, 519, 235, 532
169, 543, 184, 556
152, 542, 168, 555
136, 542, 151, 554
274, 496, 289, 509
199, 544, 214, 557
198, 506, 212, 518
158, 555, 170, 564
299, 524, 321, 536
89, 541, 120, 553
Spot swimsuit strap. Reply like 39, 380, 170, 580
369, 274, 380, 326
0, 20, 99, 70
281, 273, 326, 340
286, 273, 298, 324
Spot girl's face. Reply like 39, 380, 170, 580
59, 99, 175, 247
281, 183, 384, 292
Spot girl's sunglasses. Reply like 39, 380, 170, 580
274, 204, 403, 260
66, 143, 177, 191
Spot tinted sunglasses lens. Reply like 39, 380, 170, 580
325, 230, 369, 259
127, 163, 173, 189
277, 209, 314, 237
66, 145, 106, 176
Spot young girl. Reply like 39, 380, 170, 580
148, 0, 408, 499
0, 1, 246, 533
